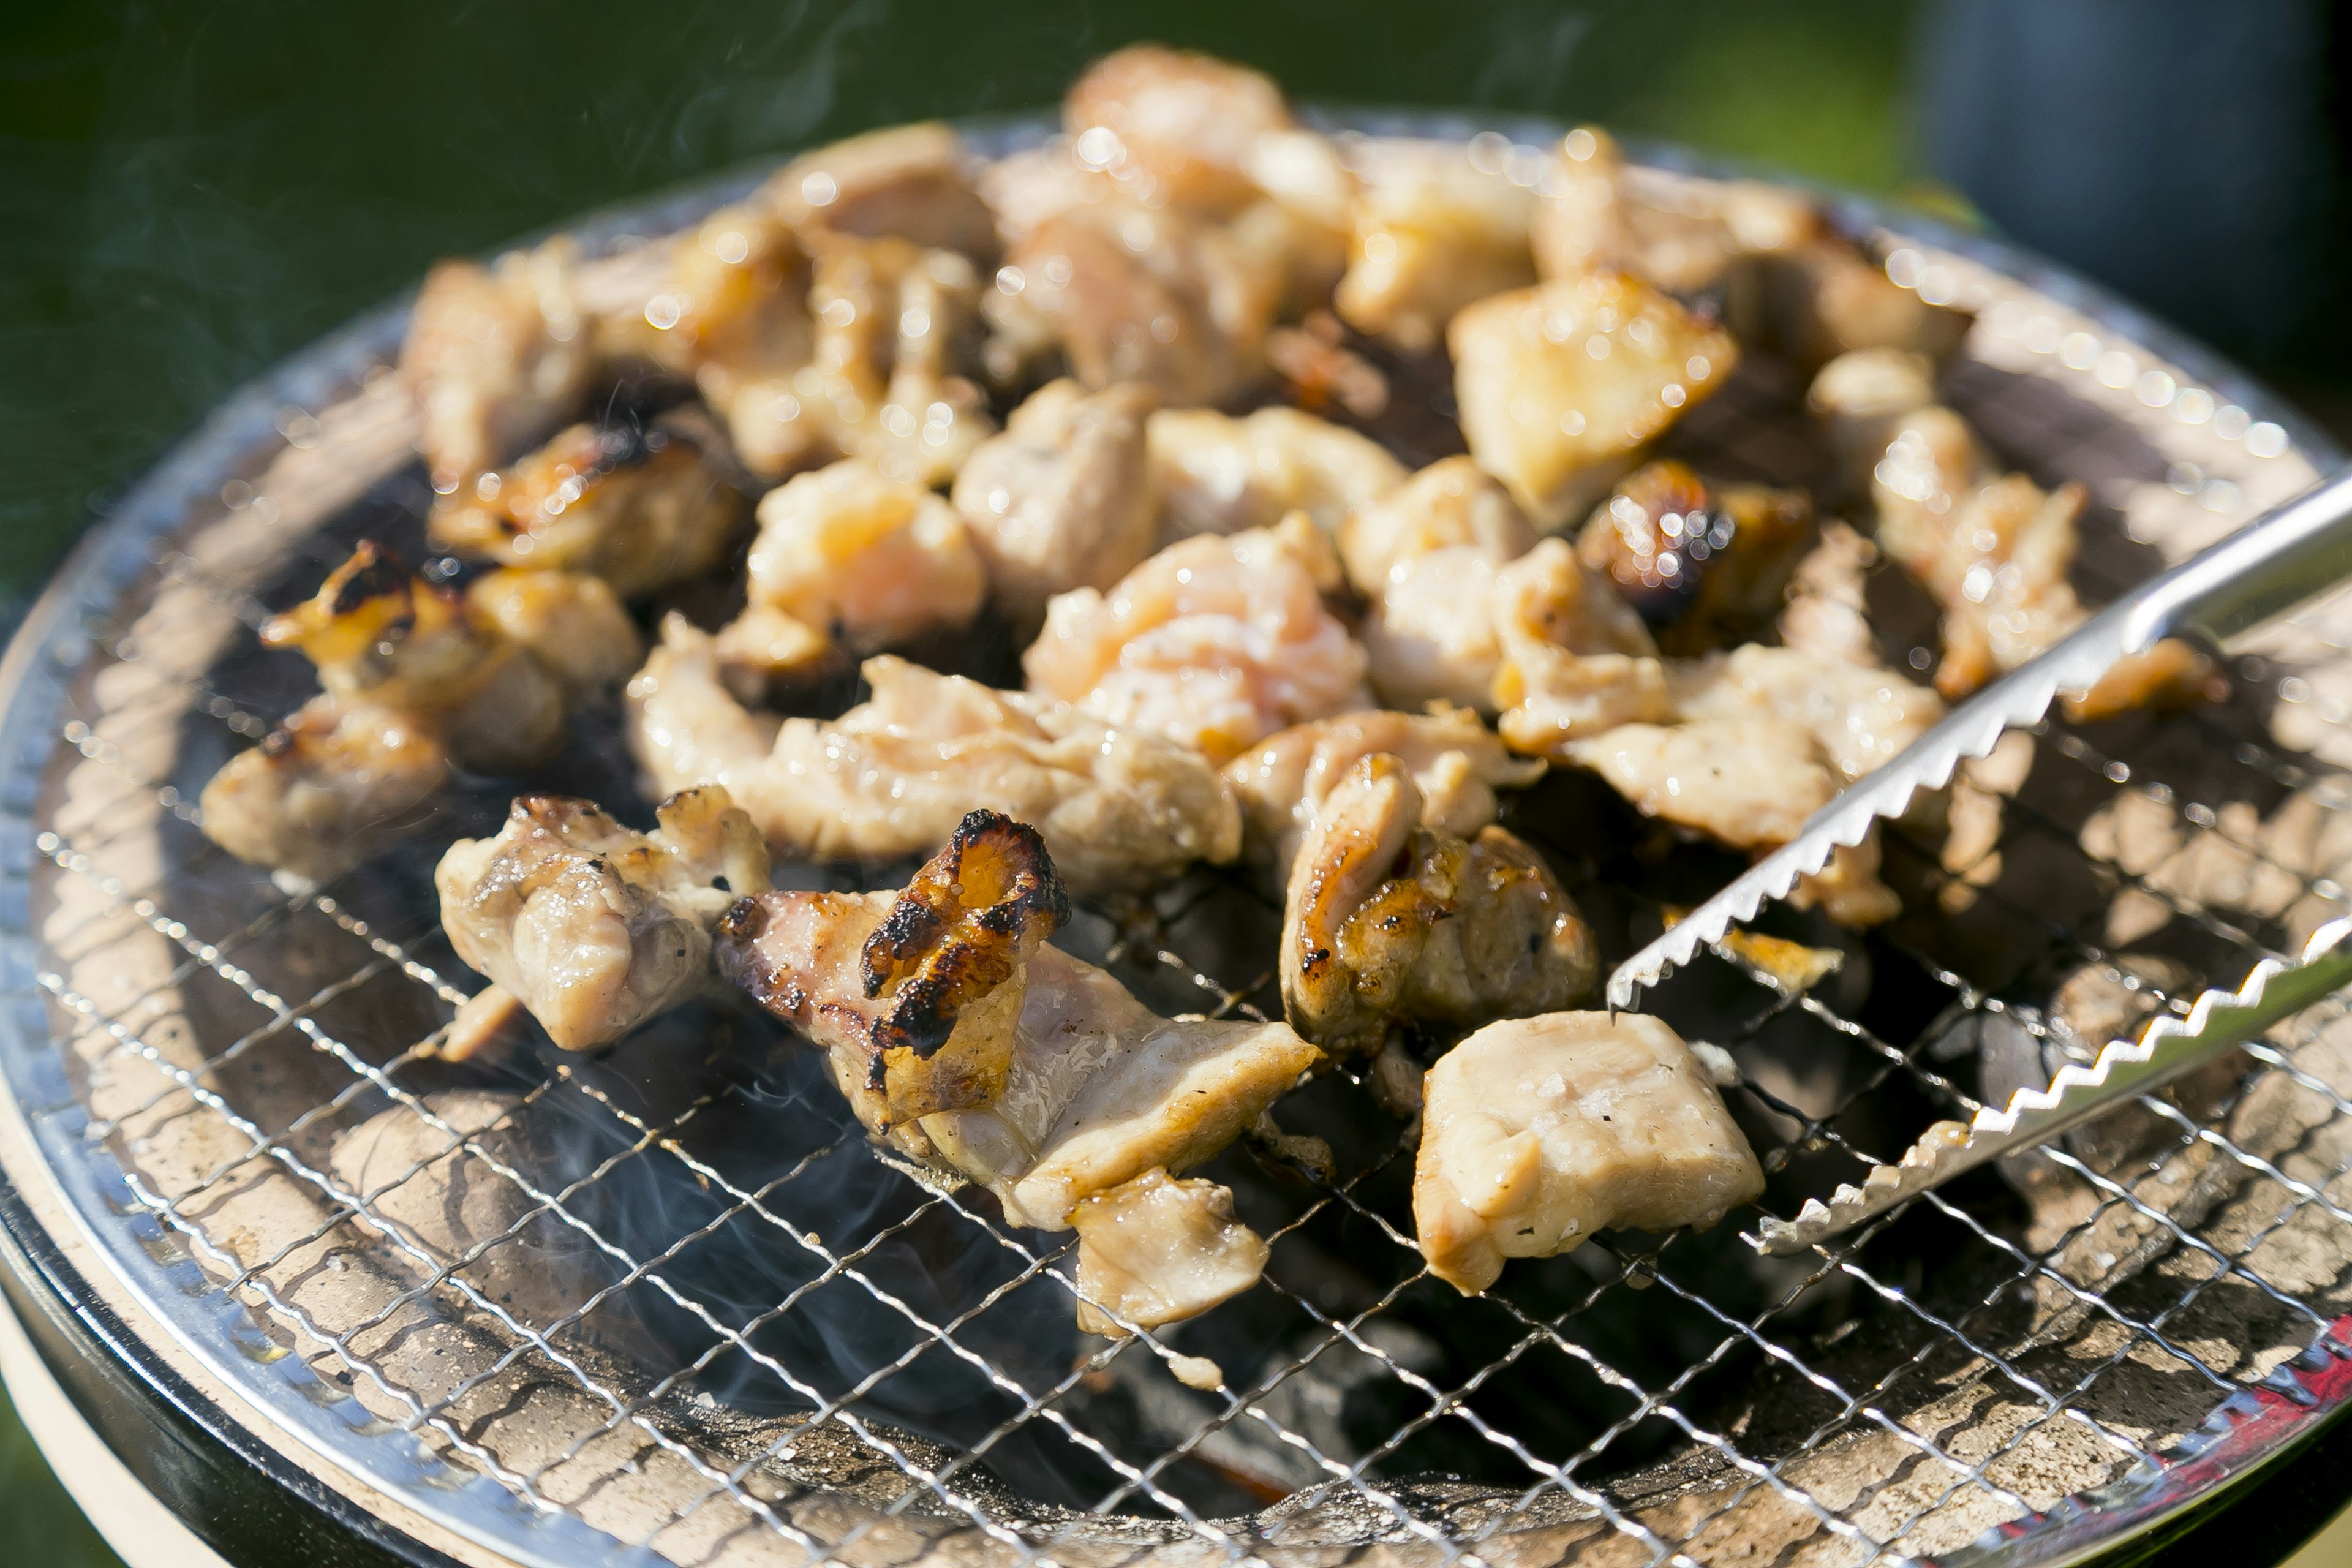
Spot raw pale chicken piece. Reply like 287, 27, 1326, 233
402, 239, 592, 494
428, 415, 748, 597
436, 790, 770, 1052
951, 379, 1159, 621
1023, 518, 1370, 761
715, 458, 985, 682
1415, 1011, 1763, 1294
462, 568, 644, 701
1147, 405, 1406, 540
766, 121, 1000, 262
1575, 461, 1814, 655
992, 198, 1286, 407
628, 617, 1239, 895
1450, 273, 1736, 529
1871, 407, 2210, 715
1491, 538, 1674, 757
1281, 754, 1596, 1057
1071, 1169, 1269, 1335
1221, 707, 1544, 877
1335, 137, 1537, 353
199, 698, 448, 886
200, 543, 589, 881
1338, 456, 1536, 599
717, 812, 1316, 1335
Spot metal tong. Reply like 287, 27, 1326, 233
1604, 467, 2352, 1254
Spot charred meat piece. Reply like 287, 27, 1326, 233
1222, 706, 1543, 881
628, 617, 1240, 895
428, 416, 748, 598
1023, 516, 1368, 761
1450, 272, 1737, 530
950, 379, 1160, 623
435, 790, 769, 1052
402, 239, 593, 495
717, 813, 1317, 1331
1281, 754, 1596, 1058
1575, 461, 1814, 655
1147, 405, 1406, 542
1335, 137, 1536, 353
1415, 1011, 1763, 1294
715, 458, 985, 685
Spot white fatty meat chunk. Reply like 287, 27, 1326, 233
1415, 1011, 1764, 1294
1071, 1169, 1270, 1335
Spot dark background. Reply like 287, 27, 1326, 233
4, 3, 2351, 1562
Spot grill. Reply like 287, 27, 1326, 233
8, 112, 2352, 1568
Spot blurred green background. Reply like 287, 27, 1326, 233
0, 3, 2345, 1564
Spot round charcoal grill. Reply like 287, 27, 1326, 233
6, 111, 2352, 1568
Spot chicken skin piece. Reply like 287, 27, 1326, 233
199, 544, 589, 882
1071, 1169, 1269, 1335
628, 617, 1240, 895
1450, 273, 1738, 530
1335, 137, 1537, 354
1575, 461, 1814, 656
950, 379, 1159, 622
1281, 755, 1596, 1059
1023, 517, 1369, 761
1415, 1012, 1763, 1294
715, 458, 986, 684
402, 239, 593, 495
1223, 707, 1544, 879
1490, 538, 1675, 758
717, 813, 1317, 1334
435, 790, 771, 1052
1871, 406, 2211, 715
1147, 405, 1406, 542
428, 416, 748, 598
765, 121, 1000, 262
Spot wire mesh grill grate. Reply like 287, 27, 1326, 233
12, 127, 2352, 1568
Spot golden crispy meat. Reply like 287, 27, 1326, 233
1575, 461, 1815, 655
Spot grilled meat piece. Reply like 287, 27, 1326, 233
1222, 706, 1543, 881
1415, 1011, 1764, 1294
1022, 516, 1368, 761
1281, 754, 1596, 1058
1575, 461, 1814, 655
1343, 458, 1540, 713
1071, 1169, 1270, 1335
1450, 272, 1736, 530
1147, 405, 1406, 542
435, 790, 769, 1052
1531, 125, 1818, 295
628, 616, 1240, 895
715, 458, 986, 684
1062, 45, 1296, 216
428, 416, 747, 598
1491, 538, 1675, 756
950, 379, 1160, 622
402, 239, 593, 494
199, 697, 448, 886
462, 568, 644, 702
766, 121, 1000, 263
1335, 137, 1537, 353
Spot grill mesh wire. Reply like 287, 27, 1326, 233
21, 149, 2352, 1568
